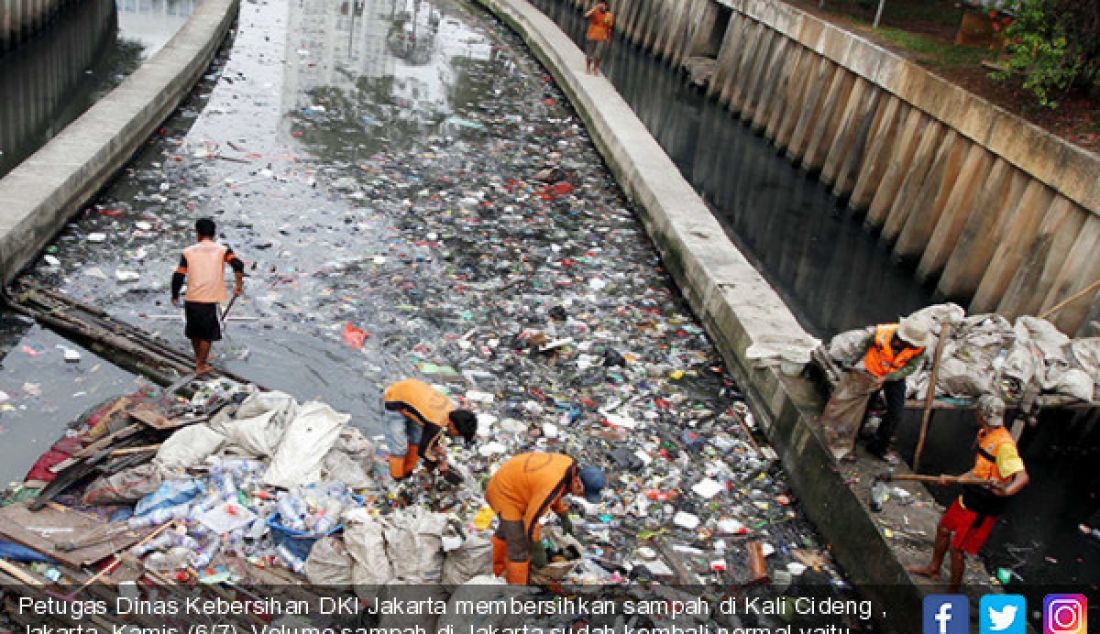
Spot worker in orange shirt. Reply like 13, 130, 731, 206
583, 1, 614, 75
170, 218, 244, 375
484, 452, 606, 584
383, 379, 478, 485
909, 395, 1029, 591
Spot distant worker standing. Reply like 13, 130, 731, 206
583, 1, 613, 75
910, 395, 1029, 591
383, 378, 478, 484
820, 316, 931, 461
170, 218, 244, 376
485, 452, 606, 584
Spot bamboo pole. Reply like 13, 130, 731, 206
913, 325, 951, 473
1039, 279, 1100, 321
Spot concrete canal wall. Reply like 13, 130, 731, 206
1, 0, 72, 52
0, 0, 239, 284
476, 0, 926, 628
562, 0, 1100, 336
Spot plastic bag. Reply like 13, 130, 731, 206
264, 402, 349, 489
135, 479, 205, 517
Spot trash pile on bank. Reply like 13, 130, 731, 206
827, 303, 1100, 411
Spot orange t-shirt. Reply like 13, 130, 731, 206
587, 9, 613, 41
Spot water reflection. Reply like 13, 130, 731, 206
530, 0, 936, 338
0, 0, 197, 179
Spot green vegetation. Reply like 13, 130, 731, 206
875, 27, 988, 68
991, 0, 1100, 109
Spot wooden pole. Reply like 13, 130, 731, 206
913, 325, 951, 473
1039, 279, 1100, 321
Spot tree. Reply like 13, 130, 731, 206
992, 0, 1100, 108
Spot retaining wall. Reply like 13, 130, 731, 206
1, 0, 74, 52
563, 0, 1100, 336
475, 0, 928, 628
0, 0, 239, 283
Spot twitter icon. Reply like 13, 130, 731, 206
981, 594, 1027, 634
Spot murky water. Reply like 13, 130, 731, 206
0, 0, 196, 178
528, 0, 936, 340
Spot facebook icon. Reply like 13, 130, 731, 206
924, 595, 969, 634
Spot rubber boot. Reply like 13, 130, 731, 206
402, 444, 420, 477
389, 455, 409, 480
504, 560, 530, 585
491, 537, 508, 576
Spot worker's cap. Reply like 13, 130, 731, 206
977, 394, 1005, 427
578, 466, 607, 504
897, 316, 933, 349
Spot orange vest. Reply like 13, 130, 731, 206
383, 379, 454, 428
863, 324, 924, 378
586, 9, 613, 41
183, 240, 229, 303
972, 427, 1017, 484
485, 453, 575, 537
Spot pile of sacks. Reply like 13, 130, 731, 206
76, 383, 495, 585
828, 303, 1100, 410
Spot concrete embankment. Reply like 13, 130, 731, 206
0, 0, 239, 284
558, 0, 1100, 336
474, 0, 931, 628
1, 0, 70, 51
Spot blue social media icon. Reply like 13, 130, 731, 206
924, 595, 969, 634
981, 595, 1027, 634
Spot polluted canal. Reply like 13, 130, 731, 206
0, 0, 871, 621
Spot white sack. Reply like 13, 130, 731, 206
344, 508, 394, 599
305, 536, 354, 588
154, 424, 225, 475
384, 507, 448, 583
442, 535, 494, 586
264, 401, 349, 489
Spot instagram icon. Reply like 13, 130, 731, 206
1044, 595, 1087, 634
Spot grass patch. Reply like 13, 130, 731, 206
875, 26, 988, 68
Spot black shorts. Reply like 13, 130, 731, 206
184, 301, 221, 341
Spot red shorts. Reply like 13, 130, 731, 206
939, 498, 997, 554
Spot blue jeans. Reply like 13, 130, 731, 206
383, 410, 421, 457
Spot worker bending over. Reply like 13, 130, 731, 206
909, 395, 1029, 591
383, 379, 477, 485
485, 452, 606, 584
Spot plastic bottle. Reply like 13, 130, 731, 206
276, 494, 307, 531
189, 539, 220, 569
128, 503, 191, 529
312, 498, 345, 534
275, 543, 305, 573
143, 547, 191, 572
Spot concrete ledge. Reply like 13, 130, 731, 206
0, 0, 240, 283
718, 0, 1100, 217
474, 0, 927, 629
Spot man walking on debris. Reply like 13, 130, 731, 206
485, 452, 606, 584
170, 218, 244, 375
584, 1, 613, 75
383, 378, 478, 485
910, 395, 1029, 591
821, 315, 931, 461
